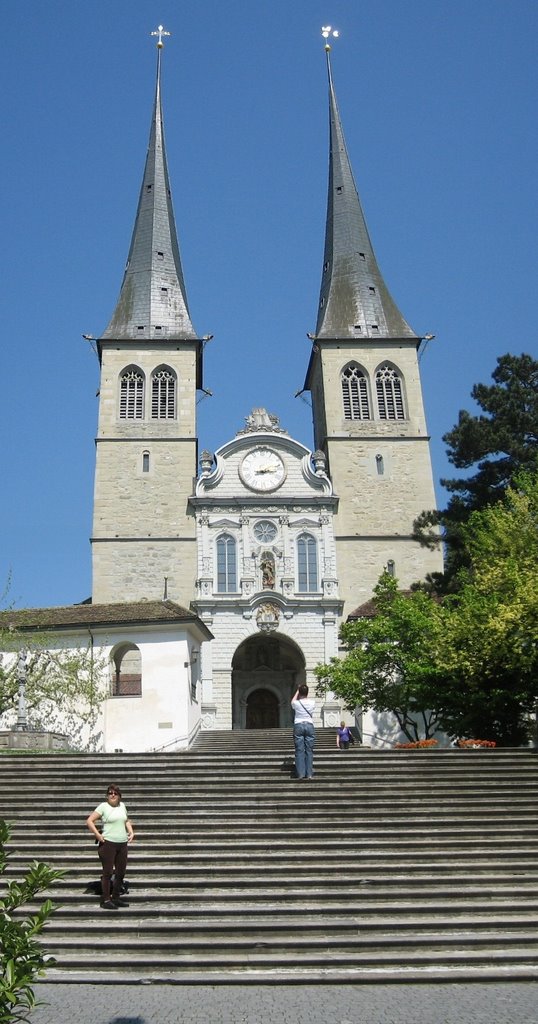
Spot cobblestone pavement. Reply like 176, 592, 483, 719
31, 982, 538, 1023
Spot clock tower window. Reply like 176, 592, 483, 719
151, 366, 177, 419
119, 367, 145, 419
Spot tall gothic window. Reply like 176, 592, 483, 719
341, 363, 370, 420
151, 367, 176, 419
119, 368, 144, 419
376, 364, 405, 420
297, 534, 318, 593
216, 534, 237, 593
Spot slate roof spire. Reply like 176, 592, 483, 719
101, 30, 197, 341
315, 44, 417, 341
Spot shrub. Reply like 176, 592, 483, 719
0, 819, 63, 1023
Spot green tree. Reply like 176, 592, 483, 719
435, 474, 538, 745
317, 478, 538, 746
443, 353, 538, 511
0, 819, 63, 1024
414, 353, 538, 589
315, 572, 446, 742
0, 628, 107, 750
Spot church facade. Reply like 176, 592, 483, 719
0, 37, 442, 751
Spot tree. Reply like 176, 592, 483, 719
0, 819, 63, 1023
434, 474, 538, 745
315, 573, 446, 742
317, 477, 538, 746
0, 628, 107, 750
443, 353, 538, 512
413, 353, 538, 589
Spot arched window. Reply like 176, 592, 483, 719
119, 367, 144, 419
341, 363, 370, 420
297, 534, 318, 593
142, 451, 150, 473
151, 366, 176, 419
216, 533, 237, 593
376, 364, 405, 420
112, 644, 142, 696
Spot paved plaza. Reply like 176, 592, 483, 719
31, 981, 538, 1023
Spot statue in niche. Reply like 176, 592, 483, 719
261, 554, 275, 589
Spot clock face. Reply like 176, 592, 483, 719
239, 448, 286, 492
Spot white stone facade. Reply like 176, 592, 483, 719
190, 415, 343, 730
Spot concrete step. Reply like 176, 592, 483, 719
1, 745, 537, 983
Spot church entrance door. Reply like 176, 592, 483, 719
246, 688, 279, 729
231, 633, 306, 729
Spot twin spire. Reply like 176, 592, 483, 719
315, 45, 417, 341
101, 29, 415, 345
102, 34, 197, 342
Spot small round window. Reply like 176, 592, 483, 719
253, 520, 277, 543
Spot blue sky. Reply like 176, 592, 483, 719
1, 0, 537, 609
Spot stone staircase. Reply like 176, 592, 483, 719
1, 730, 538, 984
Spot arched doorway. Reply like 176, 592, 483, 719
231, 633, 306, 729
246, 688, 279, 729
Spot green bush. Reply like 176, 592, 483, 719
0, 819, 63, 1023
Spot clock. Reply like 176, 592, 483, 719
239, 448, 286, 492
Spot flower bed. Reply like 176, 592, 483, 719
456, 738, 496, 748
394, 738, 438, 749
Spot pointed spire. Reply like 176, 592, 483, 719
102, 33, 197, 341
315, 45, 417, 341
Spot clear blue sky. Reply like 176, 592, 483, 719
1, 0, 537, 609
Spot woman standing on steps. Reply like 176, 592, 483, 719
86, 784, 134, 910
291, 684, 316, 779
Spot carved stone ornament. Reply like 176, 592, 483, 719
237, 407, 287, 435
199, 450, 214, 474
256, 603, 281, 633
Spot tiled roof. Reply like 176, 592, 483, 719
347, 598, 378, 620
347, 591, 414, 620
0, 601, 212, 637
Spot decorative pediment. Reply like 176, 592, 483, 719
209, 518, 240, 531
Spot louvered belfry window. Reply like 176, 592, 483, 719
341, 364, 370, 420
119, 369, 144, 419
376, 365, 405, 420
151, 368, 176, 419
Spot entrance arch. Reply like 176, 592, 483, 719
232, 633, 306, 730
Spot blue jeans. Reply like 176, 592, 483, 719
293, 722, 315, 778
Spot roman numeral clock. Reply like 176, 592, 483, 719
239, 449, 286, 492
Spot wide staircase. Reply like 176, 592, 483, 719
1, 731, 538, 984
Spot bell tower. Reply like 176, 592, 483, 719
91, 28, 204, 606
304, 38, 442, 613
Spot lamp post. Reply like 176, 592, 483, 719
14, 648, 28, 731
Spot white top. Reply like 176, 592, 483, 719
292, 699, 315, 724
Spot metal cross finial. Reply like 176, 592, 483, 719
321, 25, 339, 51
151, 24, 171, 49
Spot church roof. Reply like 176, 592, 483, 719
100, 44, 198, 343
314, 49, 418, 342
0, 601, 212, 637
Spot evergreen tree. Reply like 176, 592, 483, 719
414, 353, 538, 589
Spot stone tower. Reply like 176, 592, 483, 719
91, 41, 203, 606
304, 48, 442, 614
